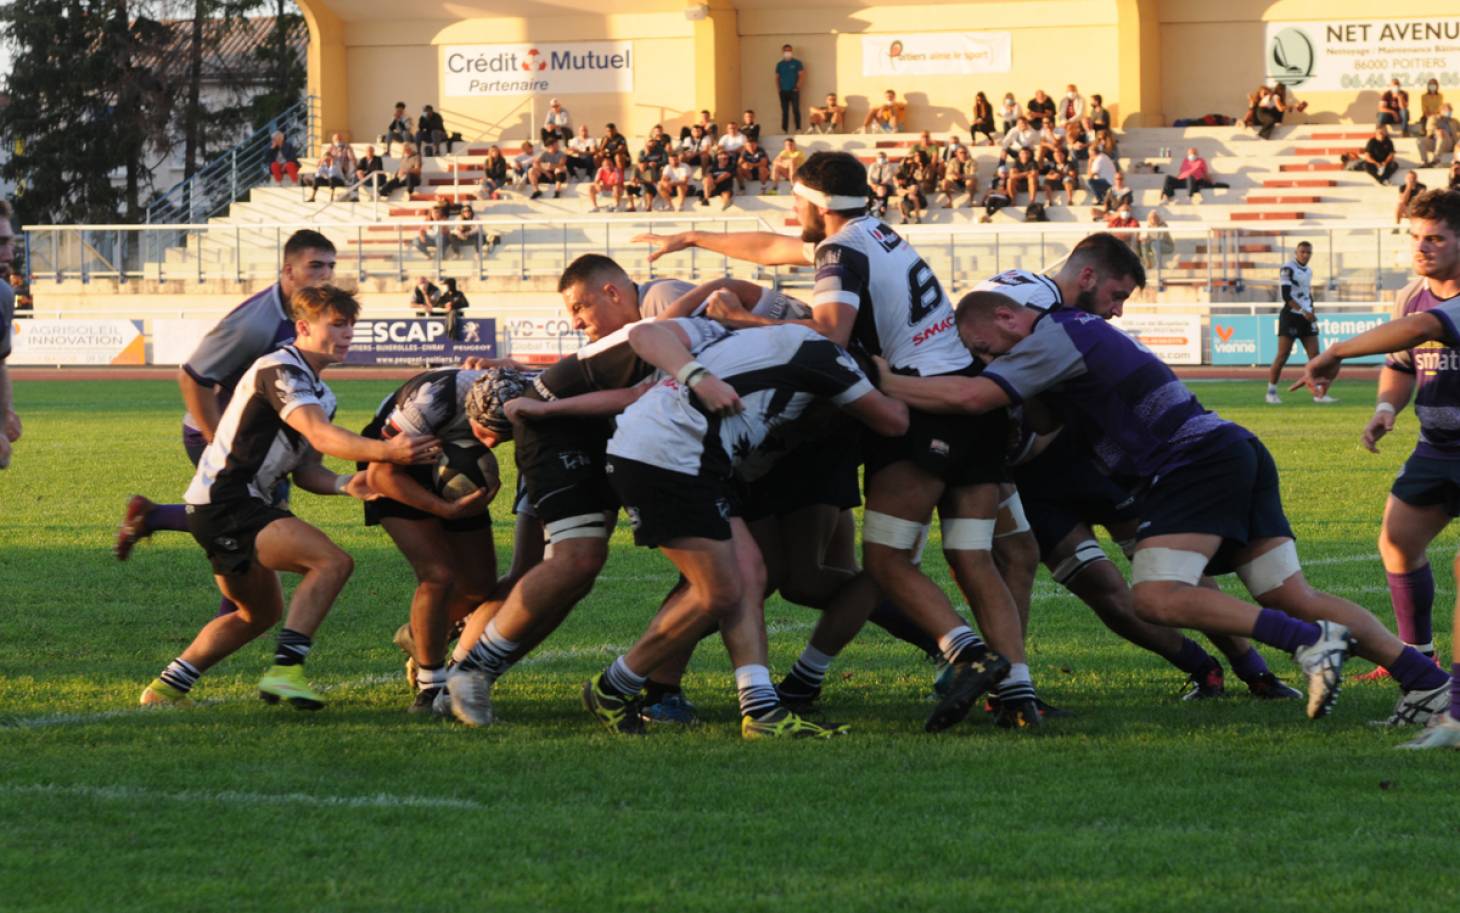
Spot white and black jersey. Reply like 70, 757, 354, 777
368, 368, 485, 444
751, 287, 813, 321
180, 283, 296, 446
1280, 259, 1313, 314
809, 216, 972, 375
184, 346, 336, 507
606, 322, 873, 480
529, 316, 728, 404
975, 269, 1064, 312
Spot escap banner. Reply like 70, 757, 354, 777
1266, 18, 1460, 93
345, 318, 497, 366
1110, 314, 1202, 366
443, 42, 633, 97
1209, 312, 1389, 365
9, 318, 145, 365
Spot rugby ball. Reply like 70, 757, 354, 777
434, 442, 499, 500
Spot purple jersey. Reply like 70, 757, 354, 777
981, 308, 1251, 480
181, 284, 295, 446
1385, 285, 1460, 460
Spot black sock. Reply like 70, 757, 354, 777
951, 640, 990, 666
643, 680, 682, 705
274, 628, 312, 666
868, 600, 941, 659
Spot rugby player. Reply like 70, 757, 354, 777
115, 229, 338, 623
359, 366, 533, 713
976, 235, 1300, 701
1292, 188, 1460, 747
878, 291, 1453, 723
634, 151, 1042, 731
1264, 241, 1337, 404
140, 286, 439, 709
0, 200, 19, 470
584, 318, 908, 737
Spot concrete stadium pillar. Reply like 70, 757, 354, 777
297, 0, 350, 145
1115, 0, 1164, 127
692, 1, 741, 123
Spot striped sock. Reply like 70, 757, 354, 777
937, 625, 986, 665
460, 620, 520, 685
273, 628, 312, 667
996, 662, 1037, 703
735, 664, 780, 719
602, 656, 647, 698
782, 645, 834, 696
415, 663, 448, 693
159, 658, 201, 694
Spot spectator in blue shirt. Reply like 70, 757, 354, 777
775, 44, 805, 133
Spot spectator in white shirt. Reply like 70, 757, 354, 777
541, 98, 571, 145
567, 125, 597, 180
1087, 148, 1117, 201
998, 93, 1021, 133
1000, 117, 1039, 163
306, 150, 346, 202
657, 151, 694, 211
327, 133, 356, 177
511, 141, 537, 185
718, 122, 748, 158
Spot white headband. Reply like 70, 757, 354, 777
793, 182, 866, 211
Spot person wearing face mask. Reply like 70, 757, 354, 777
775, 44, 805, 133
1420, 79, 1444, 124
998, 93, 1021, 134
1379, 80, 1411, 137
1060, 84, 1085, 127
1420, 102, 1457, 168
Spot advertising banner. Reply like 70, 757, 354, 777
345, 318, 497, 366
9, 319, 145, 365
1110, 314, 1202, 366
499, 311, 585, 364
1265, 18, 1460, 93
152, 318, 215, 366
1209, 312, 1389, 365
444, 42, 633, 97
861, 33, 1011, 77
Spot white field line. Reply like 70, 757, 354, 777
0, 782, 487, 812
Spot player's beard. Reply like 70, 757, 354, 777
800, 207, 827, 245
1073, 287, 1099, 316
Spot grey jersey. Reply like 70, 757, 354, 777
181, 283, 296, 438
1280, 260, 1313, 313
0, 281, 13, 361
638, 278, 696, 319
607, 321, 873, 480
975, 269, 1064, 312
751, 286, 813, 321
184, 346, 337, 507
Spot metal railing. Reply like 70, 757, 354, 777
145, 95, 319, 226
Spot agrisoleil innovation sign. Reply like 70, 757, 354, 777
1266, 18, 1460, 92
444, 42, 633, 96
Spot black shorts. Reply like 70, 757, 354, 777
709, 176, 734, 196
741, 435, 862, 523
1391, 452, 1460, 517
1278, 309, 1318, 339
360, 462, 491, 533
864, 370, 1009, 490
187, 499, 293, 576
606, 456, 738, 547
514, 418, 618, 526
1135, 436, 1293, 575
1013, 436, 1139, 555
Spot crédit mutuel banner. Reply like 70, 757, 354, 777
443, 42, 633, 97
1266, 18, 1460, 92
861, 33, 1011, 77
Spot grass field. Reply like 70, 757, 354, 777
1, 377, 1456, 913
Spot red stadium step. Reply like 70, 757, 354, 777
410, 192, 474, 202
784, 218, 801, 227
1308, 131, 1374, 140
1263, 178, 1336, 188
1280, 162, 1343, 172
1175, 260, 1257, 270
855, 154, 905, 164
1195, 244, 1274, 254
1293, 146, 1360, 156
389, 207, 435, 216
1231, 210, 1304, 221
874, 140, 919, 149
1245, 195, 1322, 204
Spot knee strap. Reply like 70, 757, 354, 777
1235, 540, 1300, 597
995, 491, 1031, 538
1130, 547, 1208, 586
863, 511, 927, 550
942, 517, 996, 552
1051, 539, 1111, 586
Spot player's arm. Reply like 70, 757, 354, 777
283, 403, 439, 465
177, 370, 224, 443
631, 230, 811, 266
875, 368, 1010, 415
365, 460, 488, 518
289, 448, 373, 499
625, 320, 743, 416
179, 306, 282, 443
839, 388, 909, 437
1292, 311, 1447, 395
1361, 366, 1419, 454
658, 277, 764, 319
505, 383, 649, 423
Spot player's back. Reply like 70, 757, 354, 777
975, 269, 1065, 312
369, 368, 485, 444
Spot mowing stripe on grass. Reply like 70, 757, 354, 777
1, 782, 487, 812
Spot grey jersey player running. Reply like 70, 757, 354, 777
877, 290, 1452, 726
635, 150, 1040, 731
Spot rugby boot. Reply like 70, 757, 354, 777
1181, 659, 1226, 701
741, 706, 849, 740
1374, 682, 1449, 728
258, 664, 325, 710
1292, 621, 1352, 719
1397, 714, 1460, 750
582, 673, 646, 735
925, 646, 1010, 732
1245, 672, 1303, 700
139, 678, 192, 707
114, 495, 154, 561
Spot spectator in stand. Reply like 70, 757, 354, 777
867, 150, 897, 218
477, 146, 508, 200
510, 141, 538, 186
740, 110, 762, 144
528, 138, 566, 198
566, 125, 597, 179
305, 150, 346, 202
414, 201, 449, 257
623, 155, 660, 212
267, 131, 300, 185
1036, 121, 1066, 157
449, 203, 487, 258
381, 142, 422, 197
1087, 144, 1117, 202
680, 124, 710, 171
1244, 84, 1269, 129
1006, 147, 1040, 204
738, 138, 770, 191
1420, 78, 1444, 126
1058, 84, 1086, 127
1253, 84, 1282, 139
808, 93, 847, 133
1160, 146, 1223, 203
1395, 170, 1428, 225
1378, 79, 1411, 136
896, 149, 933, 223
1095, 127, 1120, 162
354, 145, 384, 200
1087, 94, 1111, 131
1137, 209, 1173, 269
417, 104, 447, 155
541, 99, 572, 145
998, 92, 1021, 133
1044, 147, 1078, 206
658, 151, 694, 212
1451, 159, 1460, 191
1091, 169, 1133, 220
771, 137, 805, 191
680, 110, 718, 142
383, 102, 411, 155
775, 44, 805, 133
1026, 88, 1056, 130
861, 89, 907, 133
911, 130, 942, 164
1270, 84, 1307, 129
718, 121, 748, 159
939, 145, 978, 208
410, 276, 441, 316
637, 127, 669, 181
971, 91, 996, 145
588, 153, 625, 212
1361, 125, 1399, 184
327, 133, 356, 178
1069, 116, 1096, 164
1420, 102, 1457, 167
439, 277, 469, 341
979, 166, 1013, 222
1105, 201, 1139, 236
599, 123, 629, 166
703, 149, 737, 210
999, 116, 1039, 164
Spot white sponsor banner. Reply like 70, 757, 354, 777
500, 310, 586, 362
152, 318, 215, 366
443, 42, 633, 97
1266, 18, 1460, 92
861, 33, 1011, 77
9, 318, 144, 365
1111, 314, 1202, 366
